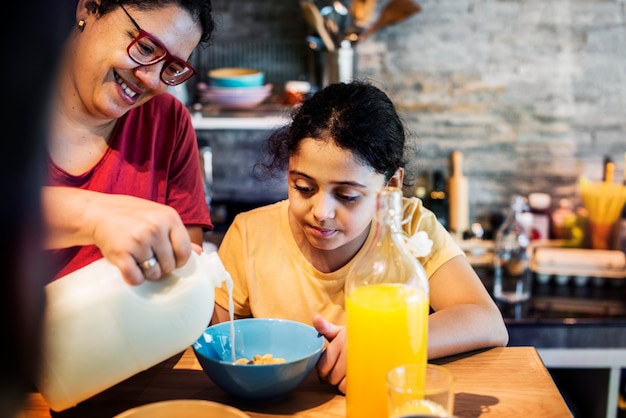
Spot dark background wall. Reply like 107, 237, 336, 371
193, 0, 626, 233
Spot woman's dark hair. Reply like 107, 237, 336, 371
97, 0, 215, 45
255, 80, 407, 183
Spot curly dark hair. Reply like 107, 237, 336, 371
96, 0, 215, 45
254, 80, 408, 183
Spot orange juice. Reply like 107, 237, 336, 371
346, 283, 429, 418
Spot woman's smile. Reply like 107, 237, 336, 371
114, 71, 140, 103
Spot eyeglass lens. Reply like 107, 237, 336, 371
129, 34, 165, 65
128, 33, 194, 85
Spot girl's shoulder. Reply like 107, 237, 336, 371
401, 196, 452, 248
402, 196, 433, 230
230, 200, 287, 228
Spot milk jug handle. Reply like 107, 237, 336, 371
199, 251, 232, 288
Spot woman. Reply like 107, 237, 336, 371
211, 81, 509, 394
44, 0, 215, 285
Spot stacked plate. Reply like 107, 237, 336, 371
199, 84, 273, 109
198, 67, 273, 109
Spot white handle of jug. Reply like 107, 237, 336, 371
200, 251, 233, 289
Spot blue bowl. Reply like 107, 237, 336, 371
193, 318, 324, 401
208, 68, 265, 88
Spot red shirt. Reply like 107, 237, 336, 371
47, 93, 212, 280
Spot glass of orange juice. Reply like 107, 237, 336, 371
387, 364, 455, 418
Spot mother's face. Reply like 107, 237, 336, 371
69, 1, 201, 119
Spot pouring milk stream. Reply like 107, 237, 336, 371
37, 251, 232, 412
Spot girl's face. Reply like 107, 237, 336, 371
68, 2, 201, 120
287, 138, 387, 256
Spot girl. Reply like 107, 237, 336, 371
212, 80, 508, 394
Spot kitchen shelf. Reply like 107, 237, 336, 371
191, 103, 291, 131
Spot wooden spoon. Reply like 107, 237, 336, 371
301, 1, 336, 52
360, 0, 421, 40
351, 0, 378, 29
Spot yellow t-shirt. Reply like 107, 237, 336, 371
215, 197, 463, 326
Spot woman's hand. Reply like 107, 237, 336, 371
43, 187, 194, 285
312, 314, 347, 394
92, 194, 192, 284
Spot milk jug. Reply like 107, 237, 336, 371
37, 251, 230, 411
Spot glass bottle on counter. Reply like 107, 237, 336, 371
551, 198, 585, 247
493, 195, 533, 304
424, 169, 449, 230
345, 186, 430, 418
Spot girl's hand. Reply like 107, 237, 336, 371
312, 314, 347, 394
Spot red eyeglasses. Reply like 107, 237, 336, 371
118, 2, 197, 86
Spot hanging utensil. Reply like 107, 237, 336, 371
320, 0, 349, 46
320, 5, 342, 46
306, 35, 325, 51
301, 1, 336, 52
360, 0, 421, 40
343, 0, 377, 44
332, 0, 349, 16
351, 0, 378, 29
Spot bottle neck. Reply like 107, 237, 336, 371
375, 188, 404, 234
345, 186, 429, 293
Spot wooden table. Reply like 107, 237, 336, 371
20, 346, 571, 418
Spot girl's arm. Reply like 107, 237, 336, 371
427, 254, 509, 359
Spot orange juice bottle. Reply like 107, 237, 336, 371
346, 187, 430, 418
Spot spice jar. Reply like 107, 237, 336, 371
284, 81, 311, 106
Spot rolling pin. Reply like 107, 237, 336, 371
448, 150, 469, 239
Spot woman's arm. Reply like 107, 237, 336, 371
42, 186, 193, 284
427, 254, 509, 359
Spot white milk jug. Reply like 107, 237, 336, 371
37, 251, 230, 411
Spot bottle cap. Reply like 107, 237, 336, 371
528, 192, 551, 209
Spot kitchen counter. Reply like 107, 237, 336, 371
462, 240, 626, 326
474, 263, 626, 418
497, 281, 626, 325
472, 255, 626, 346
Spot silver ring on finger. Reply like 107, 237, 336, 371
138, 255, 159, 271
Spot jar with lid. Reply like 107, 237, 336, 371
345, 186, 430, 418
528, 192, 551, 241
284, 80, 311, 106
551, 198, 580, 245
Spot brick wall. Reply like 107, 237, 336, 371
196, 0, 626, 230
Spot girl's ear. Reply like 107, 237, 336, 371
387, 168, 405, 188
